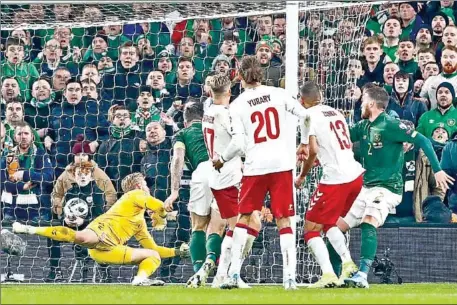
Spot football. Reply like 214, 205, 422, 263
63, 198, 89, 220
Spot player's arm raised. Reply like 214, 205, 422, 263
164, 141, 185, 211
214, 105, 245, 170
387, 121, 455, 191
283, 91, 312, 157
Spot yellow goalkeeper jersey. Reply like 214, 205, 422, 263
87, 189, 167, 251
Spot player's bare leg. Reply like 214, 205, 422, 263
276, 217, 298, 290
188, 209, 224, 288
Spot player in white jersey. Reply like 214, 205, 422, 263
213, 56, 310, 290
187, 74, 261, 288
295, 81, 364, 288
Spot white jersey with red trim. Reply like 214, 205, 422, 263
222, 85, 309, 176
307, 104, 364, 184
202, 103, 242, 190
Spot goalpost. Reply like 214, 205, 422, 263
0, 0, 376, 284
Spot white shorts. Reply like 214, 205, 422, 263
343, 186, 402, 228
188, 161, 214, 216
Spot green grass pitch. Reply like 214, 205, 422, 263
1, 283, 456, 304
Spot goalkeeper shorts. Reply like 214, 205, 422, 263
89, 245, 134, 265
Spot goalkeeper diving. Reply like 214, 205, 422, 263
12, 173, 190, 286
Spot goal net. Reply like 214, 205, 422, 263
0, 1, 374, 284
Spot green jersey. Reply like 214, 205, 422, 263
416, 106, 457, 139
350, 112, 418, 195
173, 122, 209, 172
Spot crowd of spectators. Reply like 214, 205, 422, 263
1, 1, 457, 281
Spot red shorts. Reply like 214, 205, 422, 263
306, 174, 363, 225
211, 186, 239, 219
239, 170, 294, 218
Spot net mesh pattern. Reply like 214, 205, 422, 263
0, 1, 374, 284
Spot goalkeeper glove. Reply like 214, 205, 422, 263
151, 214, 167, 231
175, 243, 189, 258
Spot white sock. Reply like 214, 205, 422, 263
326, 227, 352, 264
227, 226, 248, 277
359, 271, 368, 279
216, 235, 233, 278
307, 236, 335, 275
242, 234, 255, 259
279, 230, 296, 281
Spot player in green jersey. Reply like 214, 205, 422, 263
338, 86, 454, 288
164, 101, 225, 288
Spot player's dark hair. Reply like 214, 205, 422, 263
364, 86, 389, 109
183, 101, 204, 123
239, 55, 264, 84
65, 78, 80, 89
300, 81, 321, 102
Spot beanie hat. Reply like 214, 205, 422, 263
255, 40, 273, 53
262, 35, 283, 51
211, 54, 231, 71
432, 11, 450, 27
222, 30, 240, 43
398, 1, 418, 13
135, 34, 148, 45
139, 85, 152, 94
410, 23, 433, 42
436, 82, 456, 100
72, 134, 92, 155
93, 31, 108, 45
441, 7, 456, 24
157, 49, 171, 59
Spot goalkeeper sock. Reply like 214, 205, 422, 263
360, 222, 377, 275
190, 230, 206, 273
205, 233, 222, 264
326, 239, 342, 277
216, 230, 233, 278
305, 231, 334, 274
326, 227, 352, 264
228, 223, 249, 278
34, 226, 76, 243
137, 256, 161, 278
279, 227, 296, 281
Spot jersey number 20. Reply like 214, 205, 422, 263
251, 107, 280, 144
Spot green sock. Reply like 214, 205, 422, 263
326, 239, 342, 277
360, 223, 377, 274
190, 230, 206, 272
205, 233, 222, 264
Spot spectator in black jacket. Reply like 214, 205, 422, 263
95, 105, 143, 196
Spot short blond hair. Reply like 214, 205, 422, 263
121, 172, 144, 193
209, 74, 231, 97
